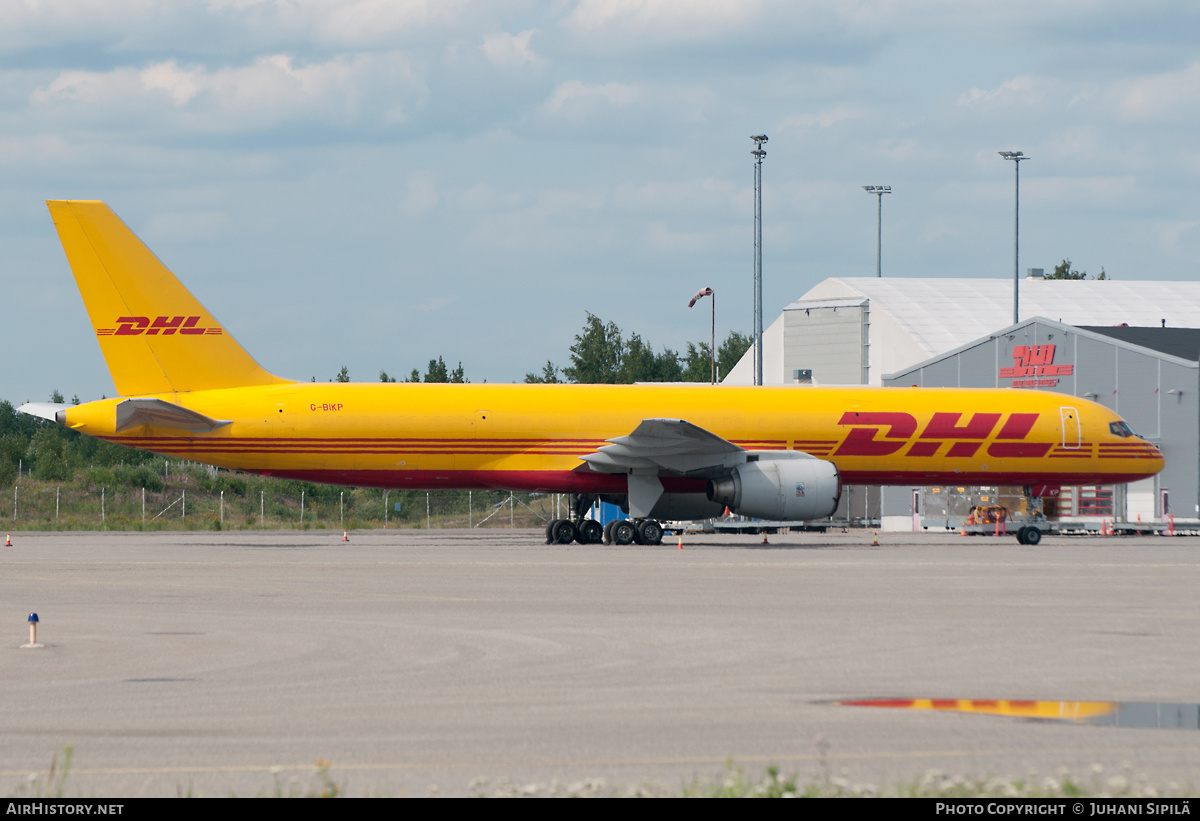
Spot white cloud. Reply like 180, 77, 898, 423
957, 75, 1045, 107
1116, 61, 1200, 122
775, 104, 866, 134
1043, 126, 1101, 159
567, 0, 763, 34
0, 133, 75, 169
481, 29, 538, 68
541, 80, 640, 119
417, 295, 456, 312
1157, 219, 1200, 249
140, 61, 207, 106
0, 0, 478, 53
458, 184, 529, 212
30, 52, 422, 133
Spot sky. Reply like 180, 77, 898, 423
2, 0, 1199, 403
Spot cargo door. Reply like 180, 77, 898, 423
1059, 406, 1080, 449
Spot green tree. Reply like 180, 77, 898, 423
620, 333, 683, 382
26, 426, 71, 481
449, 362, 467, 383
554, 314, 750, 384
424, 357, 449, 383
682, 341, 715, 382
563, 313, 625, 384
379, 370, 397, 383
334, 366, 350, 383
1051, 259, 1107, 281
525, 361, 562, 384
717, 331, 753, 382
1051, 259, 1086, 280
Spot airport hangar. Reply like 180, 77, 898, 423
724, 276, 1200, 529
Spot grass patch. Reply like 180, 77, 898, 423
11, 749, 1192, 797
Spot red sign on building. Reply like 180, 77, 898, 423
999, 344, 1074, 387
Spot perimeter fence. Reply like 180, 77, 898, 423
5, 464, 568, 532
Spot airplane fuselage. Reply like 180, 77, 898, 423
62, 382, 1164, 493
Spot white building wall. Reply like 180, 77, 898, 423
783, 306, 863, 386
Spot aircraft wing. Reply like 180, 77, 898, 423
579, 418, 746, 477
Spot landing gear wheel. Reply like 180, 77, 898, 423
551, 519, 577, 545
612, 520, 636, 545
1022, 526, 1042, 546
545, 520, 557, 544
637, 519, 664, 546
603, 520, 616, 545
578, 519, 603, 544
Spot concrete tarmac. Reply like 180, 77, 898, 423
2, 528, 1199, 797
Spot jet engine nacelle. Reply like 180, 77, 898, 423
706, 455, 841, 521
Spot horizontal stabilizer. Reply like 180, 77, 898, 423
16, 402, 68, 424
116, 398, 231, 433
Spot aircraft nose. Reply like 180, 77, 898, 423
1142, 440, 1166, 473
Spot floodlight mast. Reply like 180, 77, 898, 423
751, 135, 768, 386
862, 185, 891, 277
999, 151, 1029, 325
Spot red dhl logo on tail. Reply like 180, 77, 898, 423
95, 316, 223, 337
833, 411, 1051, 459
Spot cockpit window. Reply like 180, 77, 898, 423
1109, 421, 1137, 438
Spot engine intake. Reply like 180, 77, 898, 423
706, 456, 841, 521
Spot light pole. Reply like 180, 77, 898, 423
862, 185, 891, 277
751, 135, 768, 386
999, 151, 1029, 325
688, 287, 715, 384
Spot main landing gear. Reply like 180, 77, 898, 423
602, 517, 663, 546
544, 494, 665, 546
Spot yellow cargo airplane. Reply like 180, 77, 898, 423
18, 201, 1164, 546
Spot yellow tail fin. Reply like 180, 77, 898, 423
48, 201, 290, 396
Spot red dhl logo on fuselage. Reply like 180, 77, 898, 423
95, 316, 223, 336
833, 411, 1052, 458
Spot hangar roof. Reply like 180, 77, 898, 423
786, 277, 1200, 361
1080, 326, 1200, 362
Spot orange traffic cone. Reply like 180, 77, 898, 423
342, 530, 349, 542
677, 534, 683, 550
4, 533, 10, 547
872, 532, 878, 546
